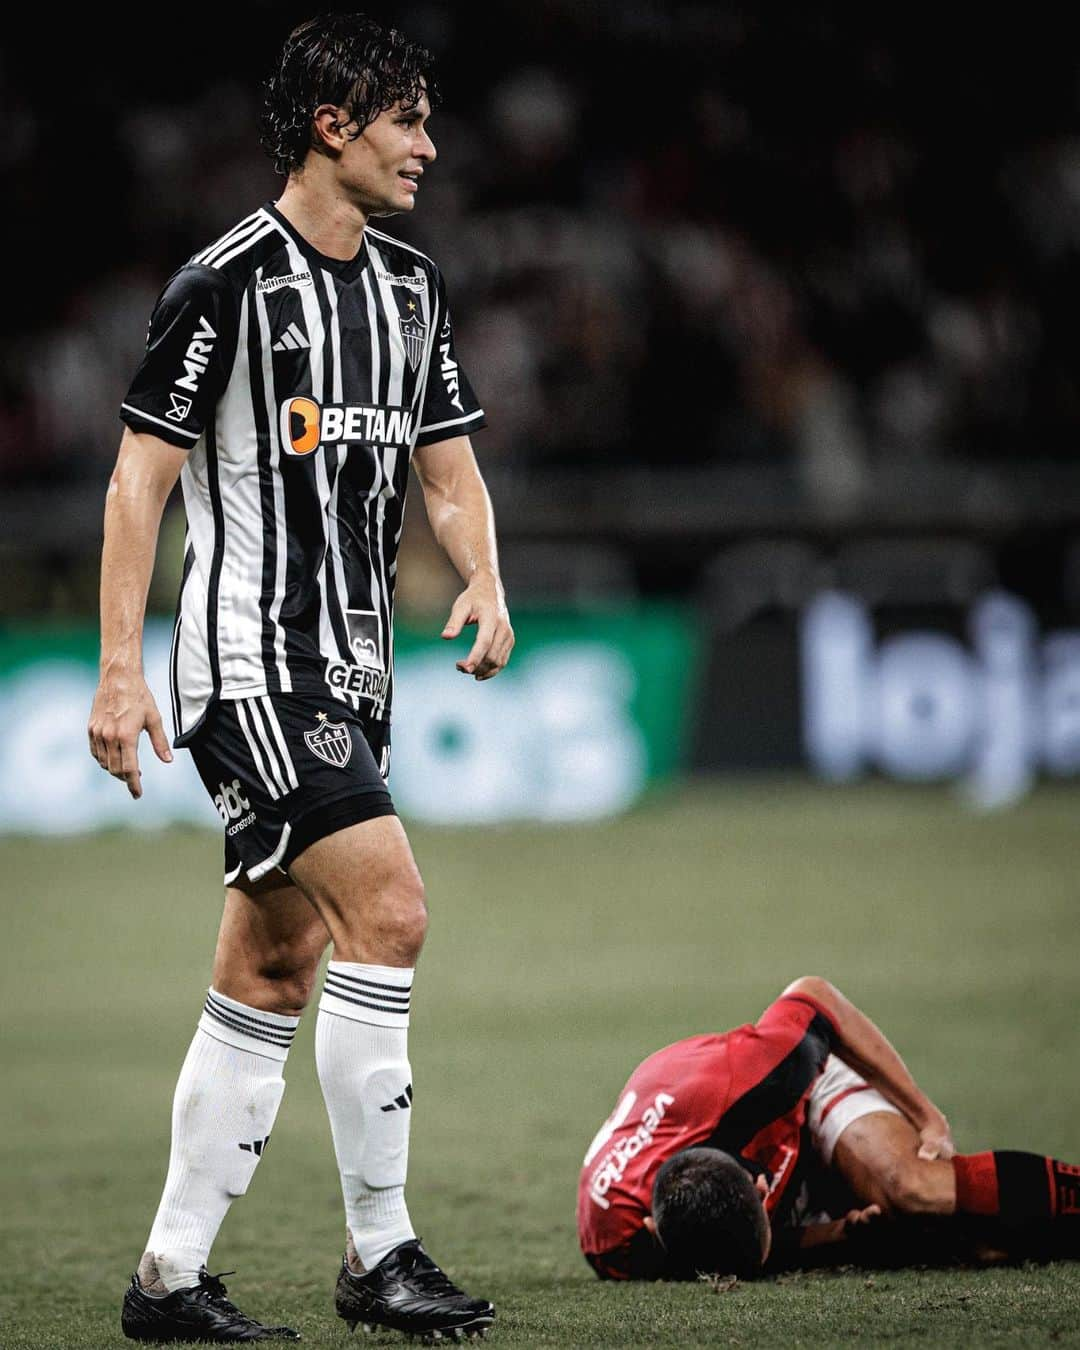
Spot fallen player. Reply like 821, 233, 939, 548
578, 977, 1080, 1279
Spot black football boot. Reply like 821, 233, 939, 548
335, 1239, 494, 1341
121, 1267, 301, 1342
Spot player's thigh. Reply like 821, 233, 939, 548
832, 1112, 955, 1215
213, 867, 330, 1013
287, 813, 427, 962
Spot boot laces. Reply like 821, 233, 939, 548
194, 1269, 253, 1322
405, 1248, 465, 1299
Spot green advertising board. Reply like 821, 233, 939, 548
0, 605, 698, 833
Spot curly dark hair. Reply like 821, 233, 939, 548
260, 13, 438, 177
652, 1148, 769, 1280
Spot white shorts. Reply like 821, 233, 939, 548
807, 1055, 903, 1164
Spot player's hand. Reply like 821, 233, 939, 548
88, 669, 173, 799
916, 1109, 955, 1161
843, 1204, 882, 1229
441, 575, 514, 680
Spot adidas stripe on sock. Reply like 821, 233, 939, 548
199, 988, 298, 1061
320, 961, 412, 1028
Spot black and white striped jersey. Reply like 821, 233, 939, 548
120, 202, 485, 744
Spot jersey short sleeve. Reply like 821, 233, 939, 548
414, 273, 486, 448
710, 993, 838, 1141
120, 265, 240, 449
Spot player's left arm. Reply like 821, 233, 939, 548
783, 976, 955, 1161
411, 434, 514, 680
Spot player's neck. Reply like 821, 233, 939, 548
274, 177, 370, 261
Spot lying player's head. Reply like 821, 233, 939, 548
260, 12, 438, 179
651, 1147, 771, 1279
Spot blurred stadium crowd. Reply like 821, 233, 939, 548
4, 5, 1080, 610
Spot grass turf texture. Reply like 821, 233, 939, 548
1, 779, 1078, 1348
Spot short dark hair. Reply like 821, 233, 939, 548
260, 12, 438, 176
652, 1148, 769, 1280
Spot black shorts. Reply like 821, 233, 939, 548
188, 692, 396, 884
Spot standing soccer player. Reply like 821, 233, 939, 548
88, 14, 511, 1343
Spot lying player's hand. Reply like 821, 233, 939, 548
88, 670, 173, 799
916, 1110, 955, 1161
441, 576, 514, 680
843, 1204, 882, 1229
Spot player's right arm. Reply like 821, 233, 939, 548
90, 264, 238, 797
781, 976, 954, 1162
88, 428, 186, 799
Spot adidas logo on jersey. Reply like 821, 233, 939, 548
273, 322, 310, 352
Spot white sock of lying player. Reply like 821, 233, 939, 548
316, 962, 416, 1271
140, 990, 298, 1293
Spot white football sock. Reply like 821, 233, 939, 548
142, 989, 298, 1293
317, 962, 416, 1270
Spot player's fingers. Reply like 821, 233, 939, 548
458, 617, 496, 674
147, 709, 174, 764
441, 594, 473, 640
476, 626, 516, 679
120, 742, 143, 800
89, 729, 107, 768
105, 737, 126, 780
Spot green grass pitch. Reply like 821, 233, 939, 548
2, 780, 1079, 1347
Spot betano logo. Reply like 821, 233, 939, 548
279, 397, 415, 457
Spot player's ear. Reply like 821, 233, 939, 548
312, 104, 353, 153
643, 1217, 657, 1237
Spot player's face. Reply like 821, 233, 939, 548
340, 91, 436, 217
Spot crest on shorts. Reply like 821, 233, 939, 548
304, 712, 353, 768
399, 301, 426, 373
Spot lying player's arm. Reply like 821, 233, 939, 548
783, 977, 954, 1161
88, 427, 187, 798
411, 434, 514, 680
767, 1207, 889, 1273
794, 1205, 882, 1250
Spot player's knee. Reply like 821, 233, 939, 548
377, 877, 428, 964
251, 940, 326, 1014
882, 1158, 947, 1215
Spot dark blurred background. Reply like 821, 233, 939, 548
3, 3, 1080, 812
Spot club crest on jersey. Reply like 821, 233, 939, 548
304, 712, 353, 768
279, 396, 414, 456
325, 610, 390, 703
399, 303, 427, 373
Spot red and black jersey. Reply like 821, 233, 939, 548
576, 993, 838, 1279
